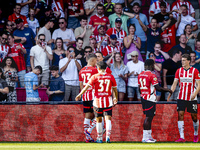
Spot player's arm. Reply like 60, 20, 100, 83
191, 80, 200, 100
112, 87, 118, 106
167, 79, 178, 101
75, 84, 90, 101
80, 82, 83, 91
155, 84, 172, 93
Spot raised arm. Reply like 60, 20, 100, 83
135, 15, 147, 32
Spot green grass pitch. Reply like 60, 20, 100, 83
0, 143, 200, 150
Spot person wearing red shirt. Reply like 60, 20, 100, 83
89, 4, 110, 35
138, 59, 172, 143
7, 34, 26, 87
168, 54, 200, 143
78, 54, 98, 143
8, 4, 28, 27
106, 18, 127, 49
76, 61, 118, 143
95, 25, 108, 52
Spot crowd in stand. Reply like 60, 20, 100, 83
0, 0, 199, 102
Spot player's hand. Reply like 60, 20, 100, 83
113, 98, 118, 106
75, 95, 81, 101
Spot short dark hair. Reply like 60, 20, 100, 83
97, 4, 104, 9
15, 3, 21, 8
59, 17, 67, 22
1, 32, 8, 37
154, 41, 161, 46
97, 61, 107, 70
8, 34, 14, 38
38, 34, 45, 39
182, 54, 191, 61
95, 51, 103, 57
115, 3, 122, 7
67, 46, 75, 51
79, 15, 87, 21
190, 51, 196, 56
172, 48, 181, 57
76, 37, 83, 42
144, 59, 154, 71
88, 53, 97, 60
84, 46, 93, 52
50, 65, 59, 71
160, 2, 166, 7
34, 65, 43, 74
151, 18, 157, 23
132, 2, 140, 7
181, 4, 188, 10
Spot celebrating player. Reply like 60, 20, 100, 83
168, 54, 200, 142
77, 54, 98, 142
138, 59, 172, 143
76, 61, 118, 143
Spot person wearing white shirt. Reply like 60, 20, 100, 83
30, 34, 53, 86
127, 51, 144, 101
52, 17, 76, 50
59, 46, 82, 101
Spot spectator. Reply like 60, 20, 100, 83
176, 4, 198, 37
59, 46, 82, 101
0, 32, 10, 62
24, 65, 43, 102
95, 25, 108, 52
89, 35, 98, 53
136, 15, 170, 57
162, 49, 182, 101
102, 34, 122, 60
128, 2, 148, 55
109, 3, 135, 33
75, 37, 86, 67
52, 38, 66, 66
169, 34, 192, 57
51, 0, 65, 18
27, 8, 40, 35
190, 52, 200, 72
16, 0, 33, 17
7, 34, 26, 87
127, 51, 144, 101
89, 4, 110, 35
106, 18, 127, 49
153, 2, 170, 27
8, 3, 28, 27
74, 16, 93, 49
84, 0, 101, 22
4, 21, 14, 35
123, 24, 142, 65
2, 57, 18, 102
153, 42, 170, 64
30, 34, 53, 86
52, 17, 76, 50
37, 17, 55, 47
46, 66, 65, 101
106, 52, 128, 101
0, 68, 9, 102
160, 13, 181, 52
148, 52, 162, 101
184, 24, 196, 51
64, 0, 84, 30
13, 18, 36, 72
35, 0, 48, 24
194, 41, 200, 64
83, 46, 93, 63
104, 0, 115, 17
149, 0, 170, 20
171, 0, 195, 18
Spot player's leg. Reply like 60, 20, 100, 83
104, 107, 112, 143
141, 98, 156, 143
94, 106, 103, 143
176, 99, 186, 142
188, 100, 198, 142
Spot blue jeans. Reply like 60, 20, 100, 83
17, 70, 26, 87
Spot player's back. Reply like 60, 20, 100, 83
138, 71, 158, 102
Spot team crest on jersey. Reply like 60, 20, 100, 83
153, 77, 157, 81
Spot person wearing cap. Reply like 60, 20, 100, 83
88, 4, 110, 36
8, 3, 28, 27
128, 2, 148, 55
52, 17, 76, 50
13, 18, 36, 72
106, 18, 127, 49
95, 25, 108, 52
37, 17, 55, 47
160, 10, 181, 52
89, 35, 98, 53
127, 50, 144, 101
102, 34, 122, 60
108, 3, 135, 34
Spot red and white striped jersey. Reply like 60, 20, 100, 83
138, 71, 159, 102
175, 67, 200, 101
149, 0, 170, 15
0, 44, 9, 62
51, 0, 65, 17
106, 27, 127, 48
95, 35, 108, 52
171, 0, 195, 16
79, 66, 98, 101
87, 72, 117, 108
